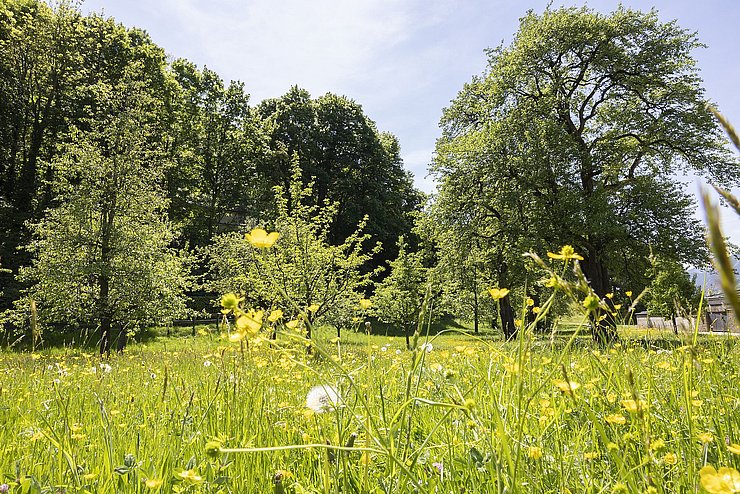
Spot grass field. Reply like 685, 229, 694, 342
1, 323, 739, 493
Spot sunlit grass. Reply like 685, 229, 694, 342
1, 324, 739, 493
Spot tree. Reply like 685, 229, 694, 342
646, 255, 699, 334
433, 6, 738, 341
373, 236, 428, 348
18, 80, 190, 354
207, 161, 380, 340
166, 60, 266, 248
256, 87, 423, 269
0, 1, 171, 310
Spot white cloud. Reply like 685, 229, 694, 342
151, 0, 444, 103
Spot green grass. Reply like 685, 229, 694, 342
1, 323, 739, 493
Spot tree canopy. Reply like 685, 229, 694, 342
432, 6, 739, 336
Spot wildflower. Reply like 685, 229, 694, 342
728, 444, 740, 455
0, 485, 8, 494
699, 432, 715, 444
178, 470, 203, 483
622, 399, 648, 413
420, 342, 433, 353
305, 385, 340, 413
268, 309, 283, 323
236, 309, 263, 336
605, 414, 626, 425
699, 465, 740, 493
584, 451, 599, 460
611, 483, 628, 493
488, 287, 510, 300
650, 439, 666, 451
526, 297, 535, 306
359, 298, 372, 310
545, 275, 561, 288
582, 295, 600, 311
432, 461, 444, 477
625, 291, 633, 297
205, 440, 222, 458
307, 304, 320, 313
528, 446, 543, 460
145, 478, 162, 489
547, 245, 584, 261
220, 292, 242, 311
274, 470, 293, 486
203, 360, 212, 367
554, 379, 580, 395
663, 452, 678, 465
245, 228, 279, 248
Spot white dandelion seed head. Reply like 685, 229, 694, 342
420, 342, 433, 353
305, 385, 340, 413
203, 360, 212, 367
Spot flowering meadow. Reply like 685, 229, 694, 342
1, 324, 739, 494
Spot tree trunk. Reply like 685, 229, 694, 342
499, 295, 517, 339
99, 274, 111, 355
473, 282, 479, 334
581, 249, 619, 344
116, 322, 128, 352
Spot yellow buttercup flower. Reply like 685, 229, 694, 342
145, 478, 163, 489
699, 465, 740, 494
663, 452, 678, 465
245, 228, 280, 248
547, 245, 584, 261
528, 446, 543, 460
268, 309, 284, 323
178, 470, 203, 483
236, 310, 263, 336
554, 379, 580, 395
488, 288, 510, 300
359, 298, 372, 310
698, 432, 714, 444
622, 399, 648, 413
605, 414, 626, 425
307, 304, 320, 313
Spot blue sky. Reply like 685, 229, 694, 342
83, 0, 740, 242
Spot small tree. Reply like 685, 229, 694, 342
18, 80, 190, 353
208, 160, 380, 339
373, 236, 428, 349
646, 255, 699, 334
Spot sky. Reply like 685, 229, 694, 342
82, 0, 740, 243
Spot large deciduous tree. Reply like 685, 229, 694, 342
432, 6, 738, 340
166, 60, 266, 248
18, 80, 190, 354
257, 87, 423, 268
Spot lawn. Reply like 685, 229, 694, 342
1, 323, 738, 493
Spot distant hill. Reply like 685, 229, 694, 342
688, 256, 740, 294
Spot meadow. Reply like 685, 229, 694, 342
1, 323, 739, 494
